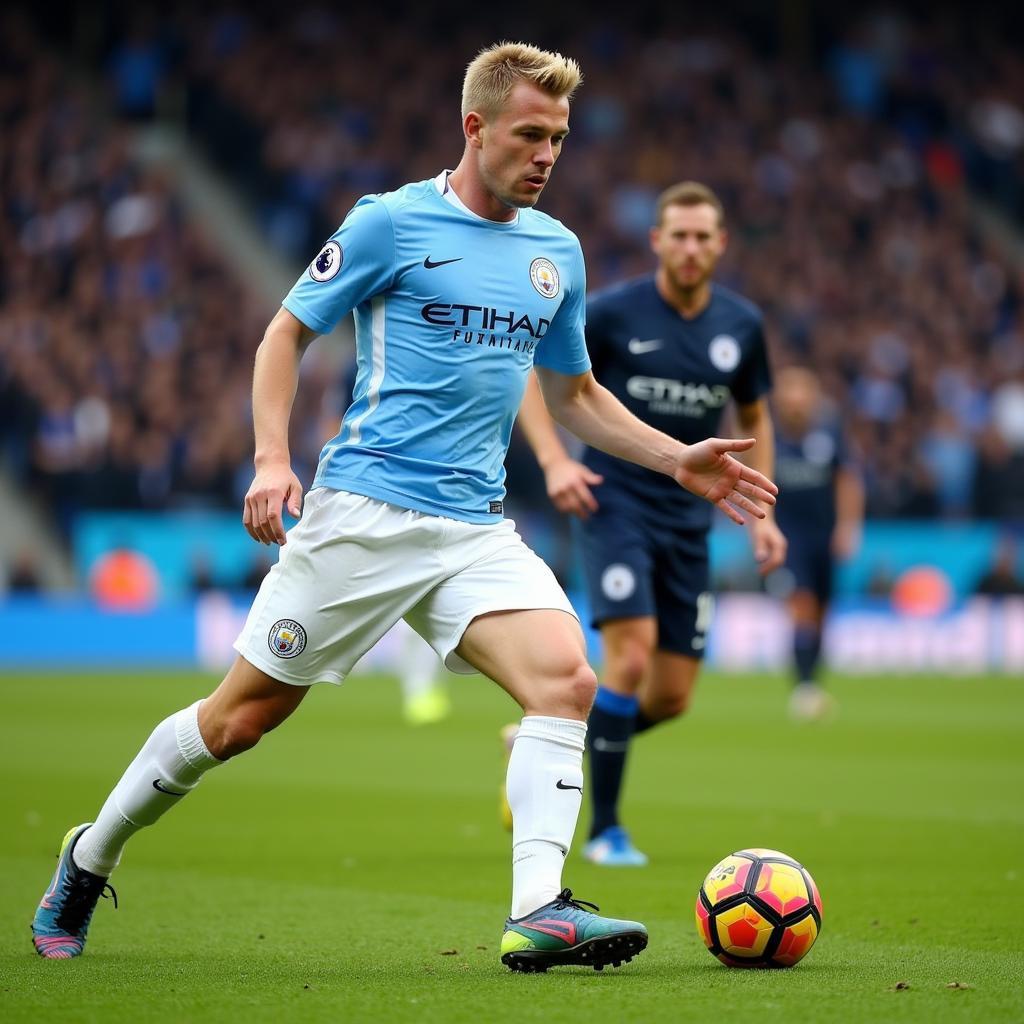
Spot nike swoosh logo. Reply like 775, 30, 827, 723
423, 256, 463, 269
628, 337, 663, 354
555, 779, 583, 792
153, 779, 187, 797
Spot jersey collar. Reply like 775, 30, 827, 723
433, 170, 520, 229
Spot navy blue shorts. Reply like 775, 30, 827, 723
780, 532, 834, 603
574, 510, 713, 659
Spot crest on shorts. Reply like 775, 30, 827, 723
708, 334, 741, 372
269, 619, 307, 659
529, 257, 560, 298
309, 241, 343, 282
601, 564, 636, 601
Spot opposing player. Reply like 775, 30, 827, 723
30, 47, 776, 971
771, 366, 863, 719
517, 182, 786, 866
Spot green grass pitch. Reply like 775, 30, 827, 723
1, 669, 1021, 1022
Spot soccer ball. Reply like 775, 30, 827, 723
695, 848, 822, 967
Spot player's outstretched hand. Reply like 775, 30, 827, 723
544, 457, 604, 519
243, 460, 304, 545
672, 437, 778, 526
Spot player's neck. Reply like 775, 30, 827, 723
447, 163, 518, 223
655, 269, 712, 320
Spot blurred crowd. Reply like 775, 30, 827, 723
3, 3, 1024, 532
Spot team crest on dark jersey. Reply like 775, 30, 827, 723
708, 334, 740, 371
529, 257, 560, 298
269, 619, 307, 658
309, 241, 343, 282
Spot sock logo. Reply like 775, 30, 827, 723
153, 779, 187, 797
555, 779, 583, 793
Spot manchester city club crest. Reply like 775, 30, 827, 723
308, 241, 343, 282
268, 619, 307, 659
529, 257, 560, 298
708, 334, 741, 372
601, 563, 636, 601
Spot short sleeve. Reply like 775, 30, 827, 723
282, 196, 396, 335
533, 242, 591, 376
583, 293, 613, 378
732, 317, 773, 405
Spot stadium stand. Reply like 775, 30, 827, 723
3, 4, 1024, 530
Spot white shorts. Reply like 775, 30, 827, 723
234, 487, 578, 686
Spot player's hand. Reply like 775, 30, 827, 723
672, 437, 778, 526
243, 460, 304, 546
748, 517, 788, 575
832, 520, 861, 561
544, 457, 603, 519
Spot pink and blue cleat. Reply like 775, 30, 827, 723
500, 888, 647, 972
31, 823, 117, 959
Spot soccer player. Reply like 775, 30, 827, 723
517, 182, 787, 866
771, 366, 863, 720
31, 45, 776, 971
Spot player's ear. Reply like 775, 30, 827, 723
649, 225, 661, 256
717, 227, 729, 255
464, 111, 484, 149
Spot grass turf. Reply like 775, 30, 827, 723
1, 669, 1021, 1023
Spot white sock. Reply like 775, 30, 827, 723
396, 623, 442, 702
73, 700, 222, 876
507, 715, 587, 919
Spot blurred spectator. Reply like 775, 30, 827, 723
974, 536, 1024, 596
5, 551, 43, 594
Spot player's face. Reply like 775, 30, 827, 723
650, 204, 726, 291
774, 369, 819, 430
472, 81, 570, 210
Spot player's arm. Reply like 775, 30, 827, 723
243, 307, 319, 546
832, 465, 865, 560
735, 398, 787, 574
534, 366, 777, 524
517, 372, 604, 518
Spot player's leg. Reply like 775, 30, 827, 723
409, 524, 647, 971
454, 609, 647, 971
583, 616, 656, 864
394, 620, 450, 725
786, 539, 835, 720
634, 650, 702, 730
32, 657, 307, 958
572, 514, 658, 863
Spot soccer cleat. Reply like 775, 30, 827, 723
31, 824, 117, 959
403, 684, 451, 725
499, 723, 518, 831
582, 826, 649, 867
501, 888, 648, 972
789, 682, 836, 722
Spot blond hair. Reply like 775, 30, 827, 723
656, 181, 725, 228
462, 41, 582, 119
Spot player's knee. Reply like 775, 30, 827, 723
607, 646, 651, 689
552, 659, 598, 718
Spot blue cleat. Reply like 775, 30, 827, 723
582, 826, 649, 867
500, 888, 648, 972
31, 824, 117, 959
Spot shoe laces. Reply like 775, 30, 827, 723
55, 868, 118, 933
553, 888, 599, 914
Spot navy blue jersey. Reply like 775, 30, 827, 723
582, 276, 772, 532
773, 417, 850, 537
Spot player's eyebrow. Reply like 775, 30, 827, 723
517, 122, 570, 137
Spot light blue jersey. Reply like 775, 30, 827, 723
283, 172, 590, 524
